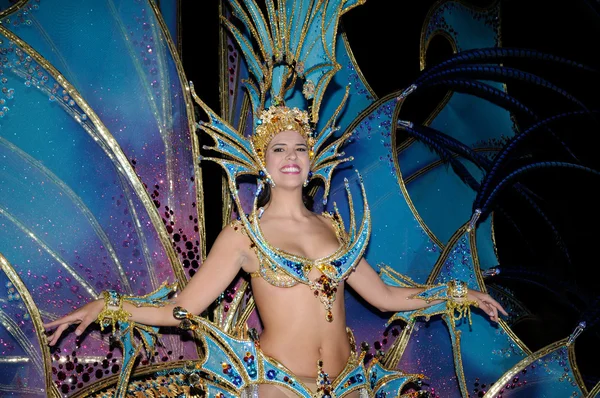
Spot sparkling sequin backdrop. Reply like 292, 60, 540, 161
0, 0, 201, 395
0, 0, 599, 397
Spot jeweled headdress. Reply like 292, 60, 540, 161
192, 0, 363, 202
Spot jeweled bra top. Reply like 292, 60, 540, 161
232, 211, 347, 287
231, 178, 371, 321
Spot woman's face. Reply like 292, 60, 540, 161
265, 130, 310, 188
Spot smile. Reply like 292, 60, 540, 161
280, 165, 301, 174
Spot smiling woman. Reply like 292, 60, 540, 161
44, 96, 504, 395
266, 130, 310, 186
1, 0, 596, 397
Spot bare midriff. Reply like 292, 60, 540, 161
251, 277, 352, 379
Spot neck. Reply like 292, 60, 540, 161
264, 186, 310, 219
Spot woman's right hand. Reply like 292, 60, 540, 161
43, 299, 104, 346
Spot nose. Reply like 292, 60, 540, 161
285, 148, 297, 160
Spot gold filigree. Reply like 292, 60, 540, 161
253, 105, 315, 162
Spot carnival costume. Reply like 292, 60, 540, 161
0, 0, 598, 397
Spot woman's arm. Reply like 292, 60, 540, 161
346, 258, 507, 322
44, 224, 250, 345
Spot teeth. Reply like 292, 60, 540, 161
281, 167, 299, 172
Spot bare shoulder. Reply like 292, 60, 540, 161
315, 211, 331, 223
315, 211, 347, 241
214, 219, 252, 249
315, 211, 340, 230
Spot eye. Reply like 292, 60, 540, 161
296, 147, 307, 152
273, 147, 284, 152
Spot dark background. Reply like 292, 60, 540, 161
178, 0, 600, 388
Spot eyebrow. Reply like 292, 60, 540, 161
271, 142, 307, 147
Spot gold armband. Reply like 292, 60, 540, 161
96, 290, 132, 332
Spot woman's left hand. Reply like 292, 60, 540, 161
467, 290, 508, 323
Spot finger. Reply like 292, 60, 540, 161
75, 317, 94, 336
48, 323, 69, 346
478, 300, 495, 321
495, 302, 509, 316
43, 318, 66, 330
490, 305, 499, 322
486, 300, 507, 317
484, 296, 508, 316
44, 314, 77, 330
484, 302, 495, 319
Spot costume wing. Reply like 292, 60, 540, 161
324, 1, 597, 397
210, 1, 598, 396
0, 1, 202, 396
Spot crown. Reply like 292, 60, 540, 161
253, 105, 316, 161
195, 0, 356, 204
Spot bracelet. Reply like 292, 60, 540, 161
96, 290, 132, 332
404, 279, 477, 325
447, 279, 468, 299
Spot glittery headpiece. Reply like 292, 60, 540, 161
254, 105, 315, 162
192, 0, 359, 202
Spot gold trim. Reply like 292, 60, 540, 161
116, 172, 159, 289
392, 97, 444, 250
222, 93, 249, 227
147, 0, 206, 263
219, 1, 245, 229
568, 342, 589, 396
0, 253, 61, 397
0, 311, 42, 374
402, 147, 501, 184
395, 88, 454, 157
490, 211, 499, 260
72, 359, 236, 398
337, 92, 443, 249
487, 284, 532, 322
403, 154, 455, 185
396, 137, 415, 154
468, 229, 487, 289
588, 382, 600, 397
381, 321, 415, 369
420, 29, 458, 71
219, 0, 230, 123
469, 228, 531, 356
424, 90, 454, 127
0, 0, 28, 18
340, 0, 367, 15
222, 280, 248, 332
0, 384, 46, 395
341, 31, 377, 100
0, 26, 185, 287
408, 0, 502, 155
233, 294, 256, 338
0, 356, 30, 363
237, 93, 251, 138
426, 223, 468, 284
106, 0, 178, 223
446, 317, 469, 397
420, 0, 500, 69
221, 174, 233, 229
483, 338, 574, 397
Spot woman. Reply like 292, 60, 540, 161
44, 122, 507, 397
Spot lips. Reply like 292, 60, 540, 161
280, 164, 301, 174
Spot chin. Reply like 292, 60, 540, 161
273, 177, 305, 189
